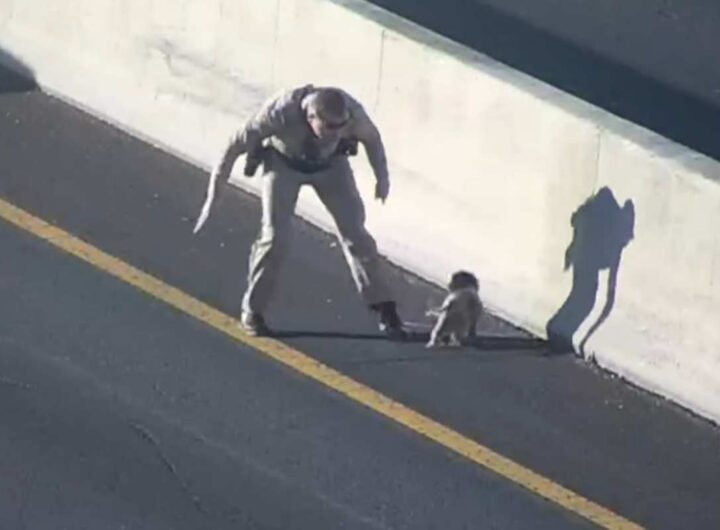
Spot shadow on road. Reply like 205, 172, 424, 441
273, 329, 548, 353
0, 48, 36, 94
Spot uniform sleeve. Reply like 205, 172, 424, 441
348, 99, 390, 183
213, 91, 290, 181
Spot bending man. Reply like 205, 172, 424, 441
210, 85, 405, 338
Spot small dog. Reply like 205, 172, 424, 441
426, 271, 482, 348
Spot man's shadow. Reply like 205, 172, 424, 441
546, 187, 635, 356
273, 329, 547, 353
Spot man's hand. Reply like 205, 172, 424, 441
375, 179, 390, 203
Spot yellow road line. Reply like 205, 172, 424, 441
0, 196, 643, 529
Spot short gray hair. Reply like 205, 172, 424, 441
306, 88, 350, 122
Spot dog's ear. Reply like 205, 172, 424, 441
466, 272, 479, 290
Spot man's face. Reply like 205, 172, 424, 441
306, 109, 349, 140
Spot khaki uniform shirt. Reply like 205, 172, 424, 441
214, 85, 389, 182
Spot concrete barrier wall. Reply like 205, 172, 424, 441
2, 0, 719, 423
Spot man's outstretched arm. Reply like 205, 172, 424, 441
349, 102, 390, 202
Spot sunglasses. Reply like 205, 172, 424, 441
309, 111, 350, 130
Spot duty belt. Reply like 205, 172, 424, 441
271, 147, 332, 174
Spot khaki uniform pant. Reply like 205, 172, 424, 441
241, 150, 391, 314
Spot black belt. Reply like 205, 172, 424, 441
270, 138, 358, 174
269, 147, 330, 174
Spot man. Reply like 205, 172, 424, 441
209, 84, 405, 338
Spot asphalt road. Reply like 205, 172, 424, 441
1, 64, 720, 529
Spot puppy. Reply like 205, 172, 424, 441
427, 271, 482, 348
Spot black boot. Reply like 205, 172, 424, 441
240, 311, 271, 337
370, 301, 407, 340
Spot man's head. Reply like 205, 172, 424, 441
304, 88, 351, 139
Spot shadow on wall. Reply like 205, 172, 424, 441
546, 187, 635, 357
0, 48, 37, 93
